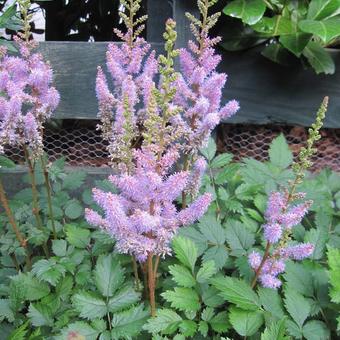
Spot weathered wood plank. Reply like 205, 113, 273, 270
147, 0, 172, 42
38, 41, 164, 120
219, 47, 340, 127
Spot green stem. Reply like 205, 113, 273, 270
40, 156, 57, 239
23, 146, 49, 258
0, 178, 32, 269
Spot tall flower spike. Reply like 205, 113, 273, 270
0, 0, 60, 159
249, 98, 328, 289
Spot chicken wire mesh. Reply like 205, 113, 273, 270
3, 123, 340, 172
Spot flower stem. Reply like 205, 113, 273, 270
251, 241, 271, 289
23, 145, 49, 258
147, 253, 157, 317
0, 179, 32, 269
40, 156, 57, 239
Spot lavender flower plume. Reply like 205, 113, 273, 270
249, 190, 314, 289
0, 37, 59, 158
86, 146, 212, 261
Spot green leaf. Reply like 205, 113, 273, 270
66, 224, 91, 248
60, 321, 100, 340
212, 276, 260, 310
198, 320, 209, 336
258, 287, 285, 319
21, 273, 50, 301
7, 322, 29, 340
143, 309, 182, 334
65, 199, 83, 219
283, 262, 313, 297
253, 16, 294, 36
261, 319, 288, 340
172, 236, 197, 272
302, 320, 330, 340
224, 221, 255, 256
223, 0, 266, 25
0, 156, 16, 168
200, 137, 216, 161
210, 153, 233, 168
202, 245, 228, 270
269, 134, 293, 168
161, 287, 200, 312
32, 259, 65, 286
302, 41, 335, 74
284, 289, 311, 328
111, 304, 149, 339
94, 254, 125, 297
52, 239, 68, 257
299, 18, 340, 43
62, 171, 86, 190
210, 311, 229, 333
179, 320, 197, 337
262, 43, 292, 66
279, 33, 312, 57
304, 228, 328, 260
229, 307, 264, 336
307, 0, 340, 20
108, 285, 141, 312
56, 275, 73, 300
198, 215, 226, 244
27, 303, 54, 327
327, 247, 340, 303
196, 260, 217, 283
72, 291, 107, 319
179, 226, 208, 256
0, 299, 14, 322
169, 265, 196, 288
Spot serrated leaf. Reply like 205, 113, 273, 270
94, 254, 125, 297
179, 320, 197, 337
179, 226, 208, 256
32, 259, 65, 286
7, 322, 29, 340
269, 134, 293, 168
162, 287, 200, 312
224, 221, 255, 256
261, 319, 288, 340
304, 228, 328, 260
302, 320, 330, 340
202, 245, 228, 270
212, 276, 260, 310
56, 275, 73, 300
108, 285, 140, 312
52, 239, 68, 257
302, 41, 335, 74
200, 137, 216, 161
198, 215, 226, 244
62, 171, 86, 190
210, 153, 233, 168
201, 285, 224, 308
27, 303, 54, 327
66, 224, 91, 248
210, 311, 229, 333
72, 291, 107, 319
172, 237, 197, 272
60, 321, 100, 340
258, 287, 285, 319
223, 0, 266, 25
196, 260, 217, 283
284, 289, 311, 328
198, 320, 209, 336
169, 265, 196, 288
327, 247, 340, 303
111, 304, 149, 339
143, 309, 182, 334
0, 299, 14, 322
283, 262, 313, 297
229, 307, 264, 336
65, 199, 83, 219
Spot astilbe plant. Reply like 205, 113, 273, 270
0, 0, 60, 261
86, 0, 237, 316
249, 97, 328, 289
